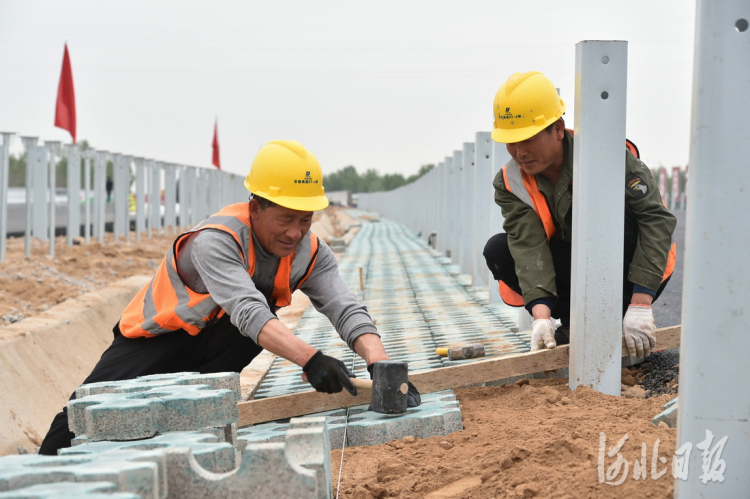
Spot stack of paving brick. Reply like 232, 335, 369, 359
243, 215, 527, 446
0, 373, 333, 498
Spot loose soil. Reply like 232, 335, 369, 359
335, 378, 677, 499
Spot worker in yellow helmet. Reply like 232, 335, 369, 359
39, 140, 420, 455
483, 72, 677, 357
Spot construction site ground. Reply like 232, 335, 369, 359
0, 206, 681, 498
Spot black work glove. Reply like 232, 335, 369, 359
367, 363, 421, 408
303, 351, 357, 396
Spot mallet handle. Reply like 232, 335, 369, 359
350, 378, 373, 390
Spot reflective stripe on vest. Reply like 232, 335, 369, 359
119, 202, 320, 338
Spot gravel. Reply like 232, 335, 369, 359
638, 347, 680, 397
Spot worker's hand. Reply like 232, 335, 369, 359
303, 351, 357, 396
531, 318, 556, 351
622, 305, 656, 358
367, 364, 421, 407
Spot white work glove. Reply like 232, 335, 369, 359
622, 305, 657, 358
531, 318, 556, 351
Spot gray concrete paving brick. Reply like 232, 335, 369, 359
68, 384, 239, 442
162, 426, 330, 498
75, 372, 240, 398
0, 482, 140, 498
0, 450, 167, 499
60, 430, 236, 473
239, 391, 462, 449
652, 397, 679, 428
285, 417, 332, 499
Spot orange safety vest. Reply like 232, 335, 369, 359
120, 202, 320, 338
498, 134, 676, 307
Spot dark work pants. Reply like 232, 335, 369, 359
483, 206, 671, 327
38, 314, 263, 455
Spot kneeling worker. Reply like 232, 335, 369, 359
483, 72, 676, 357
40, 140, 420, 455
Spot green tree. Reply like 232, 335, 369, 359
323, 163, 435, 193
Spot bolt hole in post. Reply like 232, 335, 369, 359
601, 91, 609, 100
601, 56, 610, 64
737, 18, 748, 32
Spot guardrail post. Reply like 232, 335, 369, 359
45, 141, 60, 257
460, 142, 475, 278
112, 153, 126, 242
436, 161, 446, 254
472, 132, 492, 288
20, 137, 39, 257
0, 132, 12, 262
178, 166, 188, 229
196, 168, 207, 224
164, 163, 177, 234
569, 40, 628, 395
65, 143, 81, 246
82, 148, 93, 244
149, 160, 161, 237
134, 157, 146, 241
94, 151, 108, 243
449, 150, 462, 263
676, 2, 750, 495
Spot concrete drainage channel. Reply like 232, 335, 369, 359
0, 212, 529, 498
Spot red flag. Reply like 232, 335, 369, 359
54, 44, 76, 143
212, 119, 221, 169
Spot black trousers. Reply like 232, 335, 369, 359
38, 314, 263, 455
483, 206, 670, 327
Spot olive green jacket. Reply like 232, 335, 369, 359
492, 131, 677, 305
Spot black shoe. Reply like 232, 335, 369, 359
555, 325, 570, 346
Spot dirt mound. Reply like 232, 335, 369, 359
0, 234, 174, 326
335, 378, 677, 498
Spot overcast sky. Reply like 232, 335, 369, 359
0, 0, 696, 178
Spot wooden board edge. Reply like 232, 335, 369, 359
237, 324, 681, 426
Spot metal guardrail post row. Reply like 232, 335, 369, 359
0, 138, 246, 260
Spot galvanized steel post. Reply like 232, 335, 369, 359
111, 154, 124, 242
164, 163, 177, 234
20, 137, 39, 257
178, 166, 188, 229
82, 148, 93, 244
0, 132, 12, 262
65, 143, 81, 246
569, 40, 628, 395
450, 150, 462, 263
676, 2, 750, 495
472, 132, 493, 288
149, 160, 161, 237
459, 142, 475, 278
45, 141, 60, 257
438, 160, 448, 255
94, 151, 108, 243
134, 157, 146, 242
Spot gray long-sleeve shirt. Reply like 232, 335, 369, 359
178, 229, 378, 349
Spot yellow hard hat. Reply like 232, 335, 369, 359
244, 140, 329, 212
491, 71, 566, 144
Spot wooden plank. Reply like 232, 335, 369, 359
238, 325, 681, 427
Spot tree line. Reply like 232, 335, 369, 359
323, 164, 434, 193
